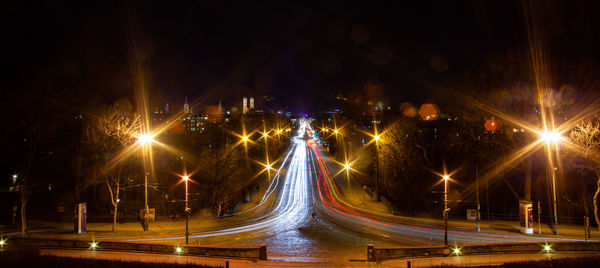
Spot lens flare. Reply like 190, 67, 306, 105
137, 134, 154, 145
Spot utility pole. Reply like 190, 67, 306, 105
538, 201, 542, 235
184, 175, 190, 244
476, 164, 480, 232
444, 175, 449, 245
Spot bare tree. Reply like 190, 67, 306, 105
13, 84, 56, 236
208, 139, 244, 216
190, 126, 245, 216
378, 119, 420, 214
569, 119, 600, 230
86, 102, 141, 231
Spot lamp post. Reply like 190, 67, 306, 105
137, 133, 154, 231
540, 129, 562, 235
443, 175, 449, 245
183, 175, 190, 244
242, 135, 249, 202
262, 130, 271, 181
373, 135, 380, 201
344, 162, 351, 192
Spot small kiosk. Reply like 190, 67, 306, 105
519, 200, 533, 234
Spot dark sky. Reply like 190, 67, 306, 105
4, 0, 600, 113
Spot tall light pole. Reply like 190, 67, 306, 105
373, 134, 380, 201
540, 129, 562, 235
138, 134, 154, 211
183, 175, 190, 244
242, 135, 249, 202
344, 162, 352, 193
137, 133, 154, 231
443, 175, 449, 245
475, 164, 481, 232
262, 128, 271, 182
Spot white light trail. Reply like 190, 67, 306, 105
125, 130, 310, 242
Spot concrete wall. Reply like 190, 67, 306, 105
368, 242, 600, 262
7, 237, 267, 260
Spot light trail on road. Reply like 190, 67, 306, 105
123, 123, 311, 242
307, 141, 590, 245
121, 119, 587, 250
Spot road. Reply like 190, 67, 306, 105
308, 142, 588, 246
113, 121, 404, 262
36, 120, 591, 263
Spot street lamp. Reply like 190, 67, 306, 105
137, 133, 155, 231
343, 162, 352, 192
242, 135, 250, 201
443, 175, 450, 245
137, 134, 154, 145
262, 125, 271, 182
540, 129, 562, 143
539, 128, 563, 235
182, 175, 190, 244
373, 134, 380, 201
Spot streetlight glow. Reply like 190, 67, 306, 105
263, 132, 268, 138
540, 129, 563, 143
137, 134, 155, 145
90, 241, 98, 249
344, 163, 351, 170
182, 175, 189, 181
443, 175, 449, 181
373, 135, 380, 142
242, 136, 248, 142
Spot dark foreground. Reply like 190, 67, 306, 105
436, 256, 600, 268
2, 252, 600, 268
0, 252, 216, 268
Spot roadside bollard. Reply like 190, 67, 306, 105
260, 244, 268, 260
367, 244, 375, 261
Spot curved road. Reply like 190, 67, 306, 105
118, 121, 589, 261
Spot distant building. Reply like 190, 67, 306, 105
242, 97, 256, 114
243, 97, 248, 114
183, 96, 190, 114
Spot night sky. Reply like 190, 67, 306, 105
4, 1, 600, 112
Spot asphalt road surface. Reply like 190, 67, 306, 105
112, 121, 589, 262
